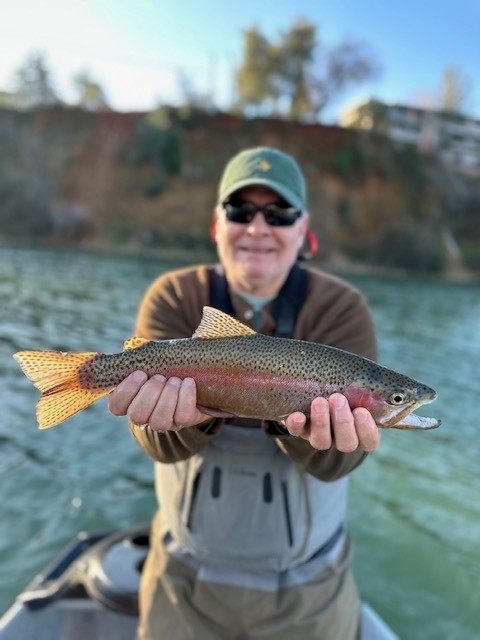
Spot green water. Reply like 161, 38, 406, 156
0, 246, 479, 638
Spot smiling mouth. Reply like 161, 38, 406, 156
238, 246, 276, 255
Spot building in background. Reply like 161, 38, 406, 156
340, 99, 480, 176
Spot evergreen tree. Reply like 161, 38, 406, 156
236, 29, 276, 113
236, 19, 378, 120
73, 71, 109, 111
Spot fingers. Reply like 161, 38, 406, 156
283, 393, 380, 453
108, 372, 209, 432
173, 377, 201, 427
148, 377, 192, 430
283, 411, 308, 438
309, 397, 332, 450
283, 399, 332, 448
352, 406, 380, 452
328, 393, 359, 452
108, 371, 148, 416
326, 393, 380, 452
128, 374, 168, 426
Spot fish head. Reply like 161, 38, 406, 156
343, 369, 441, 430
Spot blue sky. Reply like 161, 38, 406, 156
1, 0, 479, 122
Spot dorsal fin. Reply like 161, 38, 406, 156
123, 336, 151, 350
193, 306, 256, 339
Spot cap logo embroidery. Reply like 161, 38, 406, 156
256, 160, 271, 171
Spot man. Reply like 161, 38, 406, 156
109, 147, 379, 639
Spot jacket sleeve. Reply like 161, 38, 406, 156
129, 418, 223, 463
271, 426, 368, 481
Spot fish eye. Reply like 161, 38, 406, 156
389, 391, 408, 405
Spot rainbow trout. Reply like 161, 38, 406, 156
13, 306, 440, 431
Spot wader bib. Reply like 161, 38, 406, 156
155, 265, 348, 575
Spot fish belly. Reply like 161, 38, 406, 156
158, 364, 324, 420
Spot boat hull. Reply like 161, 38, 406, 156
0, 527, 398, 640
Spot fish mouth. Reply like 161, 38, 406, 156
389, 413, 441, 430
380, 404, 441, 430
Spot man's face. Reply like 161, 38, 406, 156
214, 186, 308, 297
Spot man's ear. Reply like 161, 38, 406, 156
306, 230, 318, 257
210, 207, 221, 245
298, 229, 319, 261
210, 223, 217, 245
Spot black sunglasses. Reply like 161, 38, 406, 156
222, 199, 303, 227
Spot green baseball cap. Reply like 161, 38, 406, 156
218, 147, 307, 209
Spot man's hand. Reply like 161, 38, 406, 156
282, 393, 380, 452
108, 371, 210, 432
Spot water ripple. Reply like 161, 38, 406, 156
1, 248, 479, 638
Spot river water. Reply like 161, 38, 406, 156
0, 246, 478, 638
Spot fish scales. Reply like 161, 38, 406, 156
85, 336, 330, 419
87, 335, 369, 386
13, 306, 441, 430
83, 333, 430, 421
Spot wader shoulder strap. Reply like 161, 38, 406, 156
208, 264, 235, 318
208, 264, 308, 338
271, 265, 308, 338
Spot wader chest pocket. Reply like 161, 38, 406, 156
155, 426, 348, 572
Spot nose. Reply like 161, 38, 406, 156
246, 211, 271, 235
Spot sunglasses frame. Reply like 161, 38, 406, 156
222, 200, 303, 227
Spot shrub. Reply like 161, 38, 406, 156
369, 224, 445, 272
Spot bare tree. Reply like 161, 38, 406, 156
12, 51, 60, 108
440, 67, 469, 114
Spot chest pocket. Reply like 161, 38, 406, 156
156, 426, 313, 572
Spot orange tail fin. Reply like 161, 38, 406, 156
13, 350, 113, 429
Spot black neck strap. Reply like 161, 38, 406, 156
209, 264, 308, 339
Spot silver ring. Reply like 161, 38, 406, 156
133, 422, 149, 430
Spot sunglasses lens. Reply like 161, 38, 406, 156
223, 202, 302, 226
223, 203, 256, 223
264, 205, 301, 226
